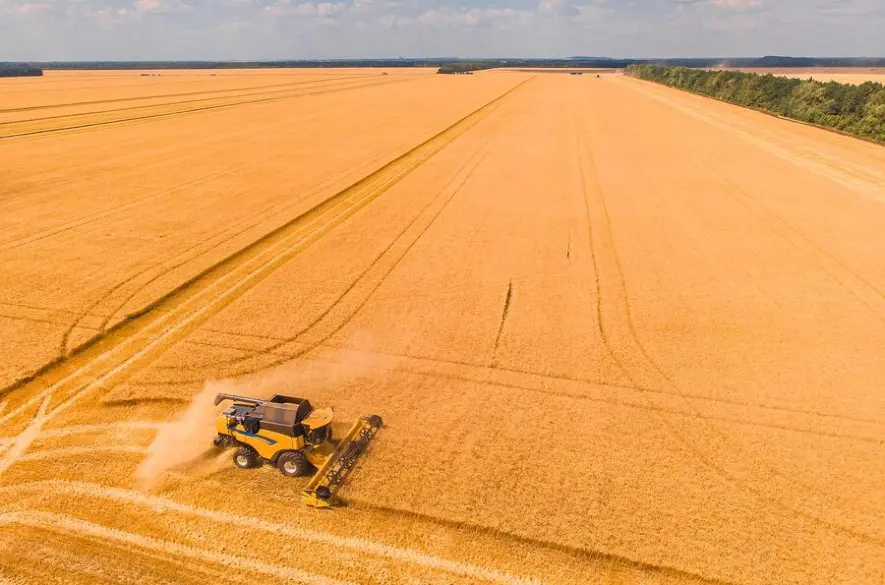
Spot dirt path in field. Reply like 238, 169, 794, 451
1, 72, 884, 585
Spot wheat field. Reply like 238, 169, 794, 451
1, 69, 884, 585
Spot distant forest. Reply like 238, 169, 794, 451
0, 64, 43, 77
35, 59, 448, 70
2, 56, 884, 78
7, 56, 885, 73
627, 64, 885, 143
436, 56, 885, 71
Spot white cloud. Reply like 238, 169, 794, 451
134, 0, 193, 14
704, 13, 758, 30
711, 0, 763, 8
417, 6, 534, 29
538, 0, 579, 18
264, 0, 346, 17
134, 0, 157, 12
352, 0, 404, 10
15, 2, 51, 14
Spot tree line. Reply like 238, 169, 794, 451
37, 60, 443, 70
0, 64, 43, 77
626, 65, 885, 143
437, 63, 488, 74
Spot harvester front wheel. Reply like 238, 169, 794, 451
233, 446, 260, 469
277, 451, 312, 477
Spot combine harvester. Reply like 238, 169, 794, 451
212, 393, 383, 507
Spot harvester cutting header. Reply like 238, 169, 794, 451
212, 393, 382, 507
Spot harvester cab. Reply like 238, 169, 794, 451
212, 393, 382, 507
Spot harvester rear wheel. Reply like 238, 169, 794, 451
278, 451, 313, 477
233, 446, 260, 469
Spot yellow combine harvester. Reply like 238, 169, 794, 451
212, 393, 382, 507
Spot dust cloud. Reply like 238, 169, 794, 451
135, 341, 386, 490
134, 380, 235, 490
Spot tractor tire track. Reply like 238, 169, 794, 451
0, 90, 332, 212
1, 76, 371, 127
57, 147, 399, 357
0, 75, 365, 115
614, 88, 885, 325
0, 481, 542, 585
16, 445, 146, 464
0, 78, 418, 251
144, 337, 885, 445
229, 139, 500, 377
0, 422, 160, 453
0, 309, 96, 330
706, 165, 885, 322
584, 131, 885, 527
1, 76, 412, 140
618, 77, 885, 201
180, 327, 885, 426
35, 422, 162, 441
0, 79, 529, 464
179, 137, 499, 376
0, 301, 101, 319
0, 396, 50, 476
4, 158, 259, 252
0, 511, 355, 585
575, 113, 885, 546
88, 147, 399, 325
346, 499, 733, 585
2, 167, 394, 460
156, 333, 654, 393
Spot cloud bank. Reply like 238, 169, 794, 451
0, 0, 882, 60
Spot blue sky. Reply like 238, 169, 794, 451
1, 0, 883, 60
